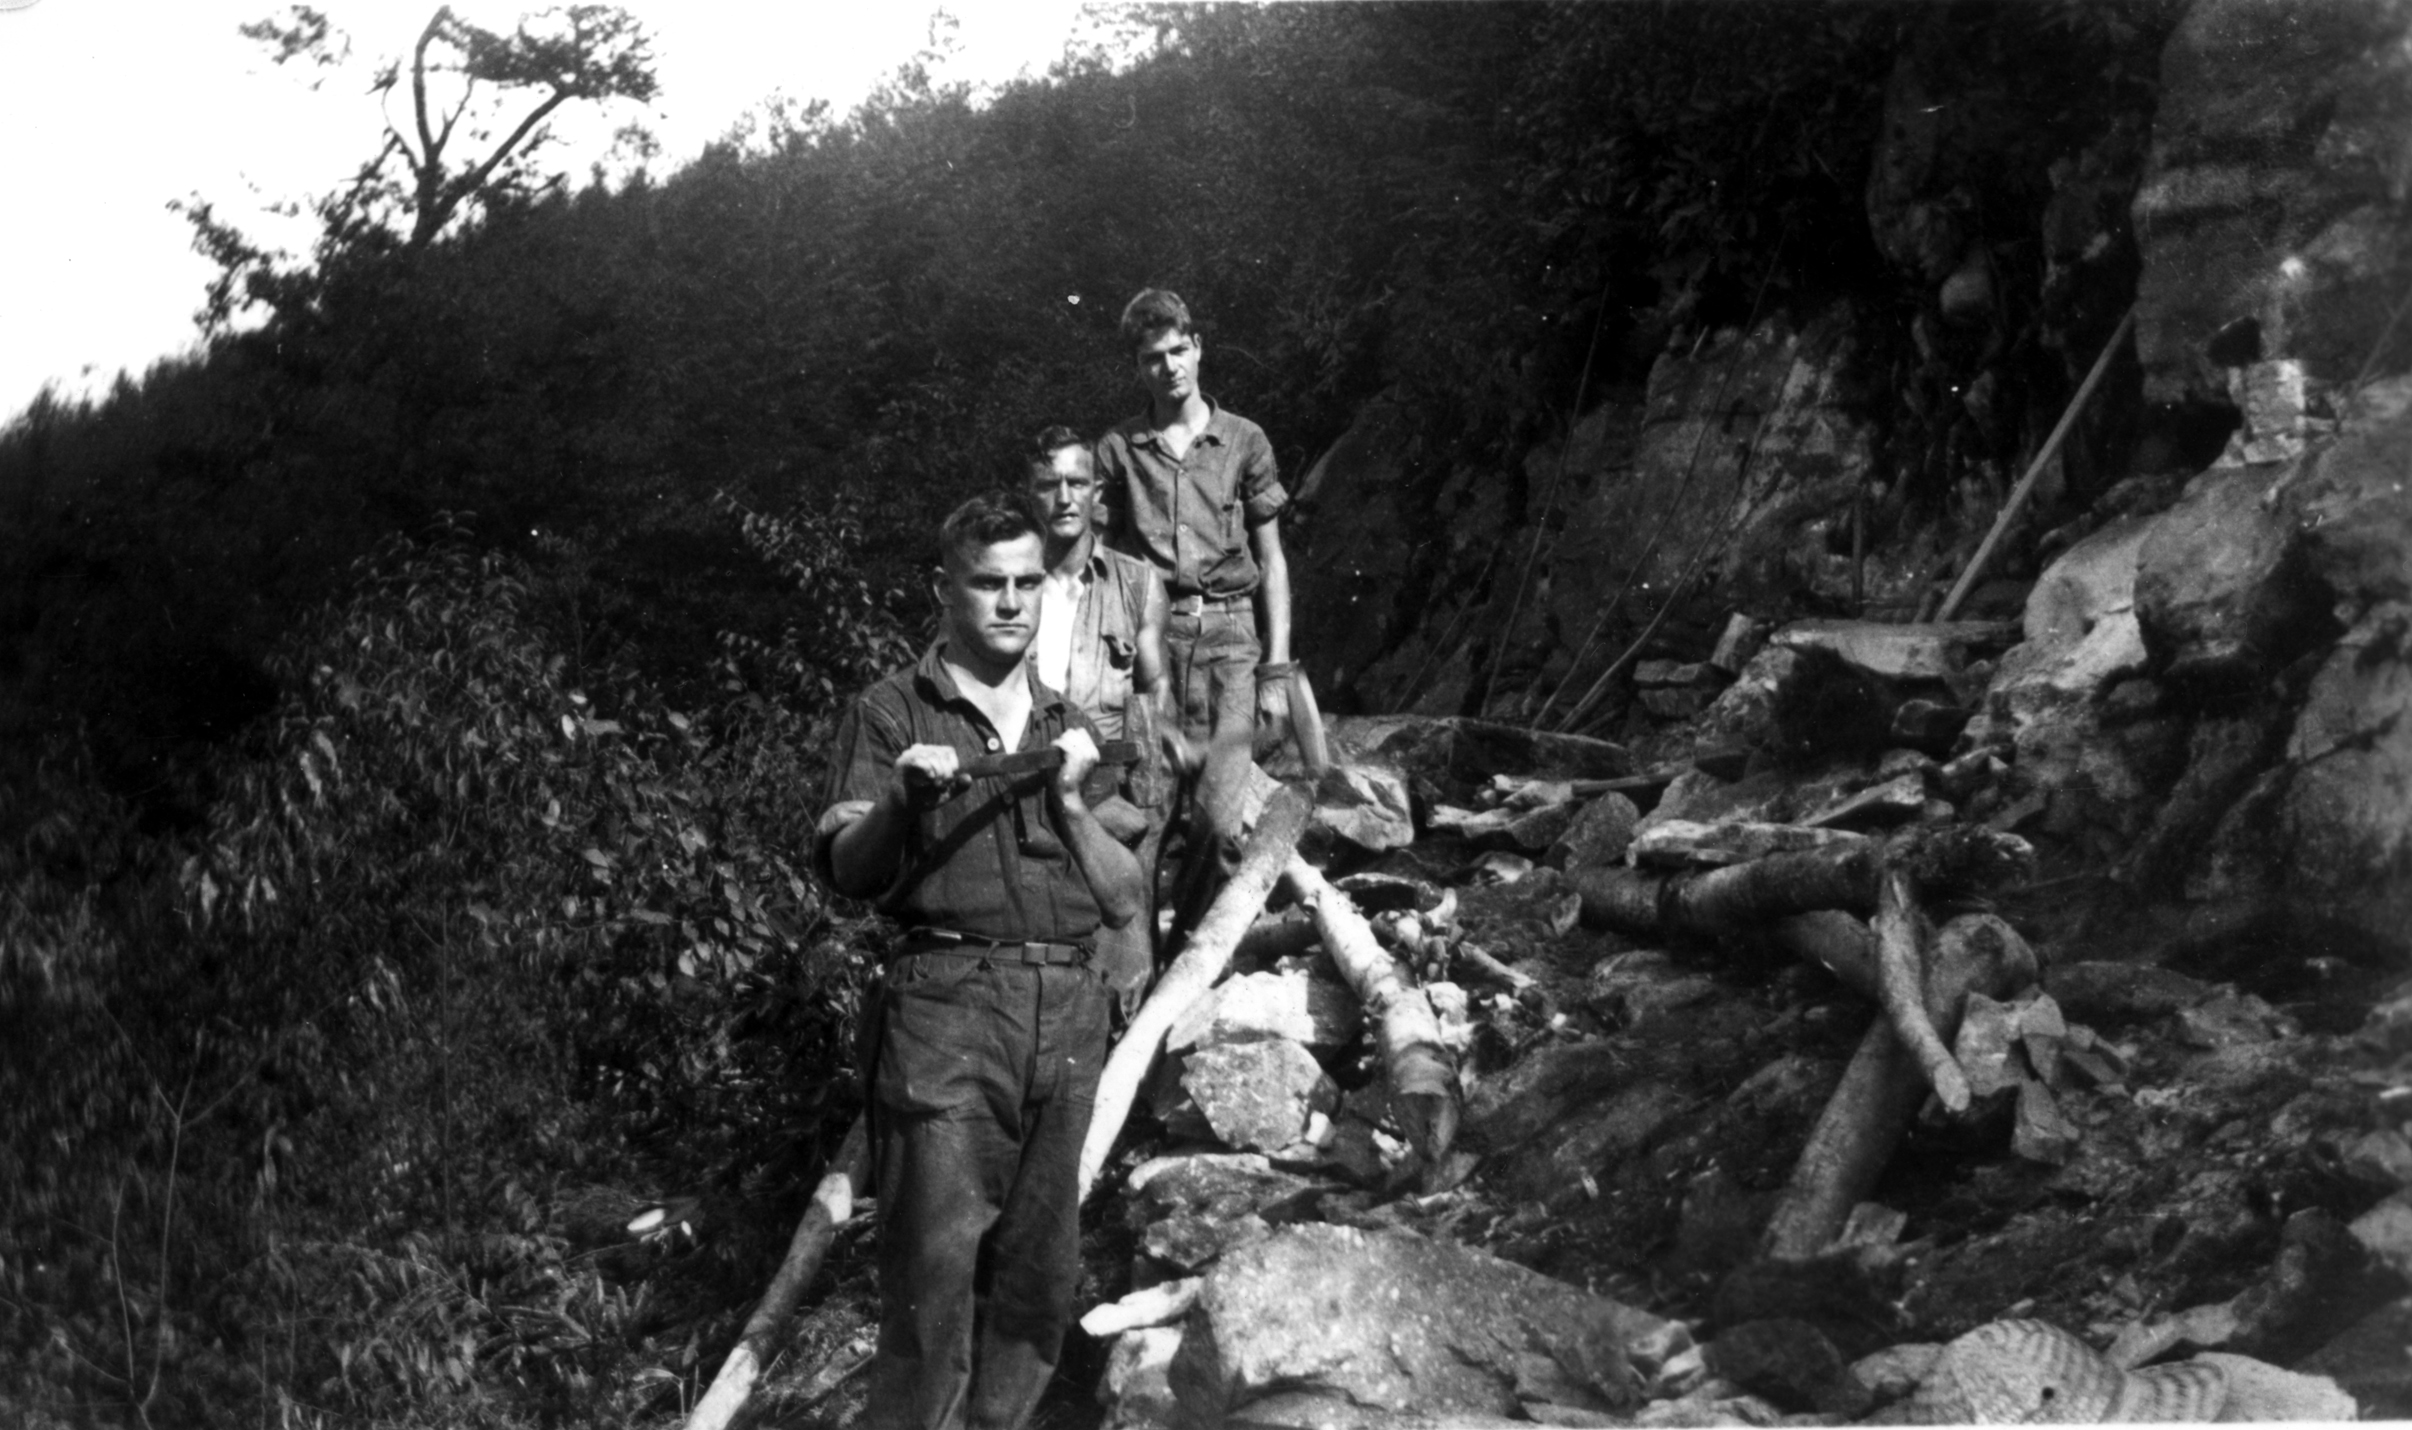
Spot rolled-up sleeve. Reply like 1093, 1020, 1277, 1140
811, 696, 906, 885
1239, 426, 1288, 526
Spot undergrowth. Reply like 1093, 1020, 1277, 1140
1, 507, 908, 1426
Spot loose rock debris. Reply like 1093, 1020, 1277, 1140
1033, 693, 2402, 1429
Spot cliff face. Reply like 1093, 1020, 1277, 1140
1290, 0, 2412, 942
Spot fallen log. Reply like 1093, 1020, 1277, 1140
1874, 867, 1970, 1113
1284, 859, 1461, 1164
1233, 913, 1321, 968
1762, 914, 2037, 1259
1770, 910, 1880, 1000
686, 1116, 871, 1430
1077, 784, 1314, 1203
1575, 826, 2033, 938
1574, 839, 1882, 935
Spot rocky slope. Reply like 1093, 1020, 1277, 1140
711, 3, 2412, 1425
1058, 1, 2412, 1424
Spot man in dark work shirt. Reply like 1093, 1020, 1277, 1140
815, 493, 1144, 1430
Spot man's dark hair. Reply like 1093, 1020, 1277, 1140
1118, 288, 1194, 352
939, 492, 1042, 572
1025, 424, 1090, 478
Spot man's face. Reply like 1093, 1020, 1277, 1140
1027, 445, 1100, 544
938, 532, 1046, 666
1134, 326, 1202, 409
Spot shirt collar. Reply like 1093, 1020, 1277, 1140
1131, 396, 1227, 451
915, 638, 1065, 716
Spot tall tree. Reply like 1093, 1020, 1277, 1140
244, 4, 658, 253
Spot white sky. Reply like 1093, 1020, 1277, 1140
0, 0, 1110, 422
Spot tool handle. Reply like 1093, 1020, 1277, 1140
957, 738, 1141, 781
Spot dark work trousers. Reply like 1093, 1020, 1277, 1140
861, 952, 1111, 1430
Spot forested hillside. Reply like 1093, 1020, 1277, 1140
0, 2, 2288, 1425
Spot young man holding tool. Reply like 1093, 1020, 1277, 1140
816, 493, 1145, 1430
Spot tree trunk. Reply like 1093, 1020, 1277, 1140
686, 1116, 870, 1430
1761, 914, 2037, 1258
1572, 840, 1881, 935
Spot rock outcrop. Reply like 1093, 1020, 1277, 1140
2133, 0, 2412, 410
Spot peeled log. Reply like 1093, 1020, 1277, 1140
1875, 867, 1969, 1113
687, 1117, 870, 1430
1573, 839, 1881, 936
1078, 785, 1314, 1202
1762, 914, 2037, 1258
1285, 859, 1461, 1164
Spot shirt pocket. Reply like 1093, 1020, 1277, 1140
1103, 632, 1137, 670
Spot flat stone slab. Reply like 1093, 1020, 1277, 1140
1168, 969, 1363, 1055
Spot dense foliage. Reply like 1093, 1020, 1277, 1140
2, 517, 897, 1424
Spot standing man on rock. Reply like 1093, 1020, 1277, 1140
1024, 424, 1174, 1010
816, 493, 1144, 1430
1096, 289, 1297, 763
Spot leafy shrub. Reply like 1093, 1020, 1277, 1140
4, 517, 881, 1424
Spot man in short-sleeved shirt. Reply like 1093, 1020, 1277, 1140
816, 494, 1143, 1430
1095, 289, 1297, 756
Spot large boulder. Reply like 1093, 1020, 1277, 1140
2277, 603, 2412, 934
2132, 0, 2412, 408
1308, 760, 1416, 854
1168, 1224, 1685, 1429
2023, 513, 2156, 648
2134, 464, 2324, 684
2295, 401, 2412, 609
1179, 1041, 1338, 1153
1966, 515, 2158, 813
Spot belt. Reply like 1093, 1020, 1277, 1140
897, 927, 1095, 966
1167, 590, 1253, 617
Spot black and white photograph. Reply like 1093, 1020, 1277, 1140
3, 0, 2408, 1425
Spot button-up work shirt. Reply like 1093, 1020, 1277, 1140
814, 642, 1106, 943
1033, 545, 1161, 742
1098, 399, 1288, 599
